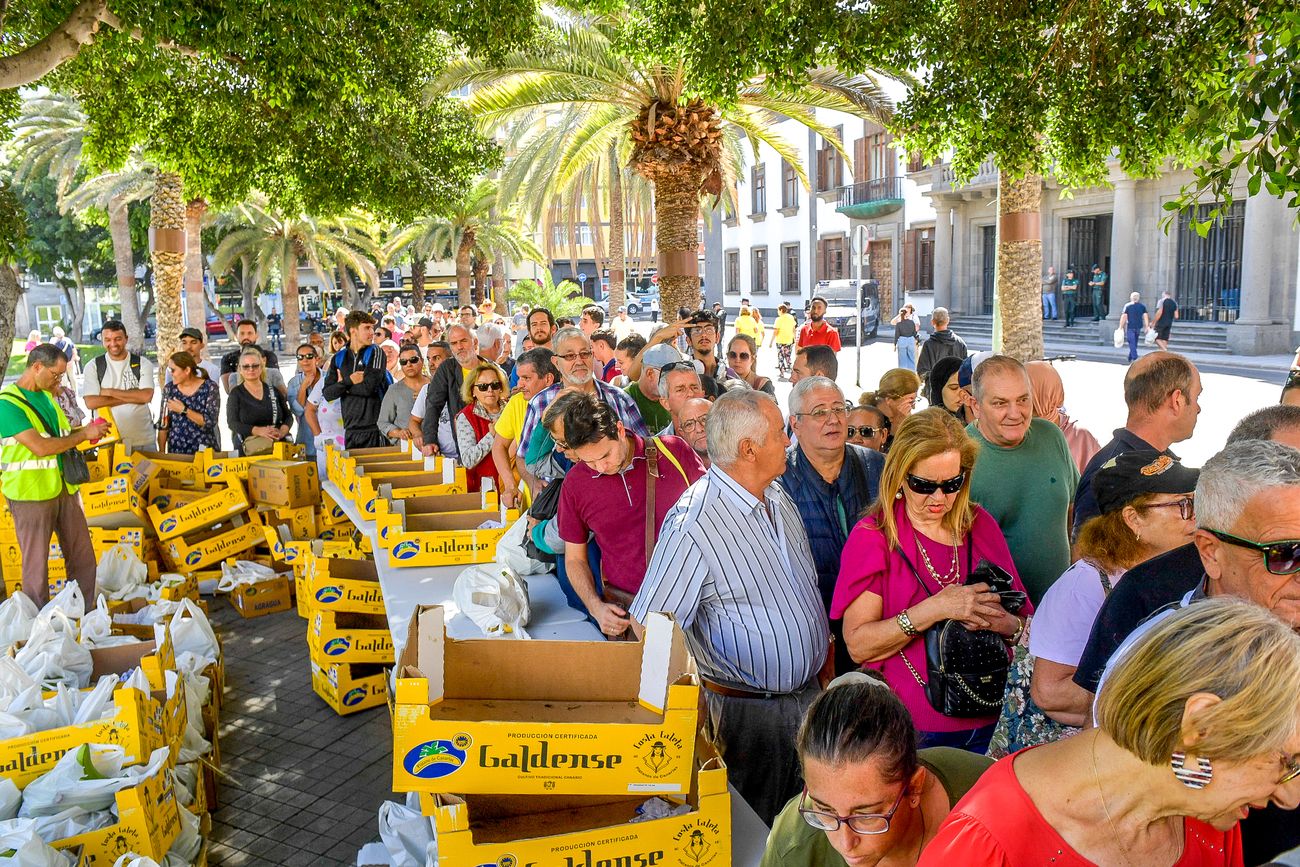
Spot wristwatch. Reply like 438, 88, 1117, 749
896, 609, 918, 637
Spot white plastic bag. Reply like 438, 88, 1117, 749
97, 544, 147, 597
0, 591, 38, 649
452, 564, 531, 639
1144, 327, 1158, 345
13, 614, 94, 689
0, 818, 78, 867
1112, 326, 1125, 348
19, 745, 169, 818
0, 778, 19, 821
112, 858, 161, 867
39, 585, 84, 622
377, 795, 437, 867
78, 597, 114, 648
168, 600, 219, 664
216, 560, 278, 592
494, 514, 551, 576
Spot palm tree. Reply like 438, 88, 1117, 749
438, 13, 893, 314
210, 196, 381, 347
386, 178, 544, 308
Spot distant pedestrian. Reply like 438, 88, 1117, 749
916, 307, 967, 400
890, 305, 919, 371
1151, 289, 1178, 351
769, 303, 797, 379
322, 311, 392, 449
1042, 266, 1059, 320
1061, 268, 1080, 327
267, 311, 284, 351
1119, 292, 1149, 363
287, 343, 322, 457
1088, 264, 1107, 320
797, 296, 843, 352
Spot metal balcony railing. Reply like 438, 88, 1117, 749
836, 176, 906, 209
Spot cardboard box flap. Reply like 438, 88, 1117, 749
638, 612, 693, 713
380, 491, 495, 515
400, 509, 507, 532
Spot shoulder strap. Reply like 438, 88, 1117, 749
645, 438, 659, 559
129, 353, 142, 381
1098, 564, 1113, 597
651, 436, 689, 485
94, 354, 107, 382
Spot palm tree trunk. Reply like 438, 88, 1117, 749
607, 145, 627, 311
456, 233, 474, 307
410, 257, 426, 307
996, 171, 1044, 361
151, 171, 187, 386
184, 199, 207, 336
283, 254, 302, 348
0, 263, 20, 386
108, 196, 143, 352
473, 258, 489, 306
340, 267, 360, 311
646, 164, 703, 316
491, 250, 507, 310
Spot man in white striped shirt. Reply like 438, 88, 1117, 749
630, 389, 831, 825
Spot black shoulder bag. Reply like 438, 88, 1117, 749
895, 543, 1025, 718
0, 391, 91, 485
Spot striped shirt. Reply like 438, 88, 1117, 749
629, 465, 830, 693
517, 379, 649, 467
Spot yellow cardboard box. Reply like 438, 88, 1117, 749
247, 459, 320, 509
147, 479, 251, 540
81, 459, 161, 526
392, 606, 699, 796
309, 610, 394, 664
54, 758, 182, 867
76, 408, 119, 452
228, 575, 293, 618
319, 489, 351, 526
369, 489, 499, 522
309, 656, 387, 715
85, 446, 113, 483
423, 753, 731, 867
377, 508, 516, 568
88, 526, 148, 560
197, 443, 302, 483
350, 462, 465, 507
303, 556, 383, 614
326, 442, 411, 488
162, 516, 262, 571
111, 445, 204, 482
262, 504, 317, 539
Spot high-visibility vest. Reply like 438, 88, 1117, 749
0, 385, 73, 501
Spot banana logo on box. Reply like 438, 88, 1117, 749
323, 638, 351, 656
185, 551, 202, 567
403, 739, 466, 778
342, 687, 367, 707
206, 465, 223, 478
392, 540, 420, 560
315, 586, 343, 604
159, 517, 178, 535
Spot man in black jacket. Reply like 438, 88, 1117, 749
915, 307, 967, 401
419, 324, 492, 459
322, 311, 391, 448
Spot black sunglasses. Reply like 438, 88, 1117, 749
660, 361, 698, 374
727, 350, 752, 360
1207, 530, 1300, 576
905, 472, 966, 496
474, 382, 504, 392
847, 425, 881, 439
296, 354, 317, 361
399, 356, 423, 366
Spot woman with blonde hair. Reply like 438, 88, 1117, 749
456, 361, 509, 493
1026, 360, 1100, 472
833, 408, 1031, 754
921, 597, 1300, 866
861, 368, 922, 452
734, 305, 762, 341
226, 346, 291, 455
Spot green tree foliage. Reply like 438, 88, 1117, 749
507, 270, 587, 319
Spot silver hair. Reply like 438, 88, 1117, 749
238, 346, 267, 382
552, 326, 589, 350
658, 365, 702, 400
1196, 439, 1300, 532
706, 389, 779, 466
930, 307, 950, 327
788, 375, 844, 416
446, 323, 476, 343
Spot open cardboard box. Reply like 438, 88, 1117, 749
162, 515, 262, 571
423, 743, 731, 866
147, 478, 250, 540
377, 507, 515, 568
369, 489, 499, 522
303, 554, 384, 613
197, 443, 302, 483
310, 656, 388, 715
310, 610, 394, 663
82, 458, 160, 526
349, 458, 463, 506
53, 752, 182, 867
392, 606, 700, 796
112, 444, 204, 482
325, 441, 410, 488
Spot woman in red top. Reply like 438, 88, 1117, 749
454, 362, 508, 494
920, 598, 1300, 867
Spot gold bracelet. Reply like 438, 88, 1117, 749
896, 609, 918, 637
1006, 616, 1026, 644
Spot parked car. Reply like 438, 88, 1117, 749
816, 279, 880, 345
625, 287, 659, 316
206, 314, 236, 336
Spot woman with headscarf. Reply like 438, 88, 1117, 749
1026, 360, 1100, 473
925, 355, 965, 420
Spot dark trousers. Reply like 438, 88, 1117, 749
1126, 328, 1141, 362
703, 680, 820, 825
11, 490, 97, 606
1063, 293, 1076, 325
343, 426, 389, 449
918, 721, 997, 755
1092, 289, 1105, 319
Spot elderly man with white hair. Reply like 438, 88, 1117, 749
630, 389, 831, 826
415, 323, 495, 458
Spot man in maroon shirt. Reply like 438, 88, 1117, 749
552, 391, 706, 636
796, 295, 843, 352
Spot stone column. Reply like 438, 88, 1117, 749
933, 199, 953, 310
1230, 187, 1294, 354
1108, 178, 1136, 321
950, 203, 967, 313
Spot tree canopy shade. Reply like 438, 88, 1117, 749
0, 0, 538, 219
633, 0, 1300, 211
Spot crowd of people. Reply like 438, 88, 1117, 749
7, 292, 1300, 867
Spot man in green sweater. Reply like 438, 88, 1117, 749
966, 355, 1079, 605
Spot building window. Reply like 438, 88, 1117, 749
577, 223, 593, 245
551, 225, 568, 246
820, 236, 845, 281
34, 305, 63, 334
781, 243, 800, 293
918, 232, 934, 292
781, 160, 799, 210
725, 250, 740, 295
1175, 201, 1245, 323
751, 247, 769, 294
751, 164, 766, 216
816, 127, 845, 192
869, 133, 893, 180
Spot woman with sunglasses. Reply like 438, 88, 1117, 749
992, 450, 1199, 755
227, 346, 292, 456
832, 409, 1031, 754
726, 333, 775, 395
287, 343, 322, 458
921, 598, 1300, 867
762, 672, 993, 867
456, 362, 509, 494
847, 404, 890, 452
377, 344, 430, 444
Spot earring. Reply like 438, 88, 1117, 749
895, 491, 903, 500
1170, 751, 1213, 789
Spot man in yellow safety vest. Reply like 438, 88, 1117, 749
0, 344, 109, 604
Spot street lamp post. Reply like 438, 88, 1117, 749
853, 224, 871, 388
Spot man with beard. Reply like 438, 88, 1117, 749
526, 307, 555, 350
796, 295, 843, 352
682, 310, 735, 399
413, 324, 495, 458
220, 319, 287, 396
492, 348, 559, 509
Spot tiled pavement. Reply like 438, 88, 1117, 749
207, 603, 393, 867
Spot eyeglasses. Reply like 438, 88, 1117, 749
556, 350, 595, 363
399, 357, 423, 366
1206, 529, 1300, 576
847, 425, 881, 439
906, 472, 966, 496
798, 786, 905, 836
240, 364, 263, 371
474, 382, 504, 393
795, 406, 849, 423
680, 417, 708, 432
1139, 496, 1195, 521
1280, 753, 1300, 786
727, 351, 752, 360
296, 354, 317, 361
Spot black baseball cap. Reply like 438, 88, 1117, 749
179, 327, 204, 342
1093, 450, 1199, 515
417, 317, 435, 328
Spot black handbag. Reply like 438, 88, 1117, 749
0, 390, 92, 486
895, 544, 1018, 718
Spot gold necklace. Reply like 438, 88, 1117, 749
915, 528, 960, 587
1091, 737, 1136, 867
